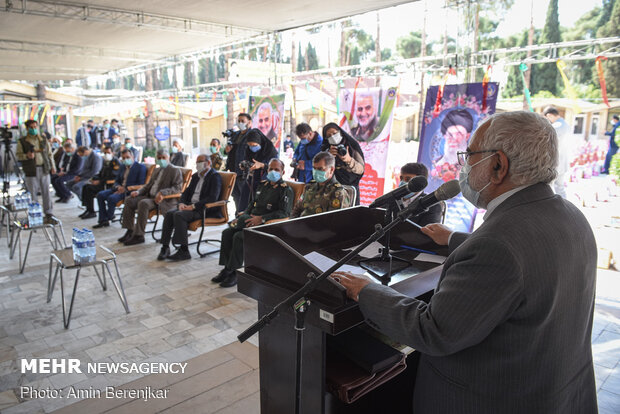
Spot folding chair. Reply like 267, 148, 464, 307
341, 185, 357, 208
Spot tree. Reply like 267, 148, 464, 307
502, 29, 541, 98
597, 0, 620, 96
563, 7, 601, 86
306, 43, 319, 70
597, 0, 616, 28
395, 31, 432, 58
297, 43, 304, 71
533, 0, 561, 95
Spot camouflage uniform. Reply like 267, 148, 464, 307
291, 176, 347, 218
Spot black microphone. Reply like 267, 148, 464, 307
368, 176, 428, 208
399, 179, 461, 219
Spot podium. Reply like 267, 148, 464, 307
237, 206, 448, 414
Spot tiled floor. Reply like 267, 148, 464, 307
0, 176, 619, 414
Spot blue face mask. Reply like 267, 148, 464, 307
267, 170, 281, 182
171, 147, 178, 153
125, 143, 133, 149
28, 128, 38, 136
52, 142, 60, 149
458, 152, 496, 208
249, 144, 261, 153
312, 169, 328, 183
156, 159, 168, 168
65, 152, 73, 157
123, 158, 133, 166
299, 139, 309, 145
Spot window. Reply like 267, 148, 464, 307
590, 115, 599, 136
573, 116, 584, 134
192, 122, 199, 150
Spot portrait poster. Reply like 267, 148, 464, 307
418, 82, 499, 232
339, 87, 398, 205
248, 93, 285, 153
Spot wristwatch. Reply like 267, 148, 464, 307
261, 217, 266, 224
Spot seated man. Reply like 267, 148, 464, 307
170, 139, 188, 167
291, 151, 346, 218
68, 146, 103, 201
94, 149, 146, 228
120, 149, 183, 245
157, 155, 222, 261
117, 137, 139, 160
80, 146, 121, 219
399, 162, 443, 227
213, 158, 294, 288
51, 142, 84, 203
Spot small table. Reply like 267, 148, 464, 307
47, 246, 130, 329
10, 217, 67, 273
0, 203, 27, 247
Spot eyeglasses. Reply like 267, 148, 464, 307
457, 150, 498, 166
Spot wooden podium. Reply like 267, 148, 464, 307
237, 206, 448, 414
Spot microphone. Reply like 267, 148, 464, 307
399, 179, 461, 219
369, 176, 428, 208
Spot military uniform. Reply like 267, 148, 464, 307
219, 179, 294, 271
81, 157, 121, 213
291, 177, 347, 218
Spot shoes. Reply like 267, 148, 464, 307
167, 248, 191, 261
124, 235, 145, 245
57, 197, 70, 203
118, 230, 133, 243
157, 246, 170, 261
219, 272, 237, 288
93, 221, 109, 228
43, 214, 56, 225
55, 198, 64, 203
212, 269, 233, 283
82, 212, 97, 219
78, 210, 89, 218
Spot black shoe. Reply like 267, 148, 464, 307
93, 221, 109, 228
55, 198, 64, 203
78, 210, 89, 218
157, 246, 170, 261
219, 272, 237, 288
212, 269, 233, 283
82, 212, 97, 219
118, 230, 133, 243
124, 235, 145, 245
167, 249, 191, 261
57, 197, 70, 203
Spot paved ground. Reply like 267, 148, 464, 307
0, 175, 618, 413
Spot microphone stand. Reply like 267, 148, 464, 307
238, 202, 424, 414
358, 200, 410, 283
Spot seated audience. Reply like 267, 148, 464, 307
157, 155, 222, 261
291, 151, 346, 218
122, 137, 139, 161
68, 146, 103, 201
120, 149, 183, 245
51, 142, 83, 203
170, 139, 188, 167
399, 162, 444, 226
51, 137, 64, 170
93, 149, 146, 228
80, 146, 121, 219
213, 159, 293, 288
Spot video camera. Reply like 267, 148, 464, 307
239, 160, 254, 181
0, 126, 18, 145
335, 144, 347, 157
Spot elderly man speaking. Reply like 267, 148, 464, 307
333, 111, 598, 414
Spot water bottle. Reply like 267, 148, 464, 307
14, 194, 21, 210
27, 203, 34, 226
24, 192, 31, 208
72, 228, 80, 262
34, 203, 43, 226
83, 229, 96, 262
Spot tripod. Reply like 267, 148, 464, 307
1, 138, 24, 204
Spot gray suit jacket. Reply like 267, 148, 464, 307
78, 152, 103, 180
138, 165, 183, 214
359, 183, 598, 414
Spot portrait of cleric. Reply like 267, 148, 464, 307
430, 108, 477, 183
350, 92, 380, 142
250, 100, 283, 151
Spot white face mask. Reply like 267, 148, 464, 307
104, 153, 113, 161
328, 132, 342, 145
196, 161, 208, 172
237, 122, 247, 131
458, 152, 496, 208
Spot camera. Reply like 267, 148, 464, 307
336, 144, 347, 157
290, 160, 299, 169
239, 160, 254, 181
0, 126, 17, 145
222, 129, 235, 139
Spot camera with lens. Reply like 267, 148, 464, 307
290, 160, 299, 169
239, 160, 254, 181
222, 129, 235, 139
0, 126, 17, 145
336, 144, 347, 157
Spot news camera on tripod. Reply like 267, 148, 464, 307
15, 120, 56, 224
0, 124, 22, 202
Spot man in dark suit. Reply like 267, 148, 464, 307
94, 149, 146, 228
333, 111, 598, 414
51, 142, 84, 202
157, 154, 222, 262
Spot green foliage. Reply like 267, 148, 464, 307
531, 90, 557, 99
502, 30, 540, 99
306, 43, 319, 70
597, 0, 620, 97
297, 43, 304, 71
395, 31, 432, 58
533, 0, 561, 95
597, 0, 616, 28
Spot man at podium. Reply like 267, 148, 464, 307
333, 111, 598, 414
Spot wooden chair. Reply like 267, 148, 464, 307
149, 167, 193, 241
184, 171, 236, 257
341, 185, 357, 208
264, 180, 306, 225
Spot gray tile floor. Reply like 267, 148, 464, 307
0, 176, 619, 413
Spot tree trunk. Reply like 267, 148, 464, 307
524, 0, 534, 110
471, 2, 480, 82
340, 21, 347, 67
144, 70, 155, 150
376, 12, 381, 83
291, 33, 297, 73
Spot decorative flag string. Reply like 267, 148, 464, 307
518, 63, 533, 112
433, 66, 456, 117
336, 79, 344, 114
208, 91, 216, 117
556, 59, 581, 113
482, 65, 492, 112
174, 95, 179, 120
595, 56, 610, 108
222, 91, 229, 120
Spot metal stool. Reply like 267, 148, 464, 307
0, 203, 27, 247
10, 216, 67, 273
47, 246, 130, 329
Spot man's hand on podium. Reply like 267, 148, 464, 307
331, 271, 372, 302
420, 223, 453, 246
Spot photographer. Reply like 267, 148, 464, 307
238, 129, 278, 212
16, 119, 55, 223
292, 123, 323, 183
320, 122, 365, 205
224, 113, 252, 212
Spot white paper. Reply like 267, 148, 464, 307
303, 251, 367, 275
414, 253, 447, 264
353, 241, 386, 259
